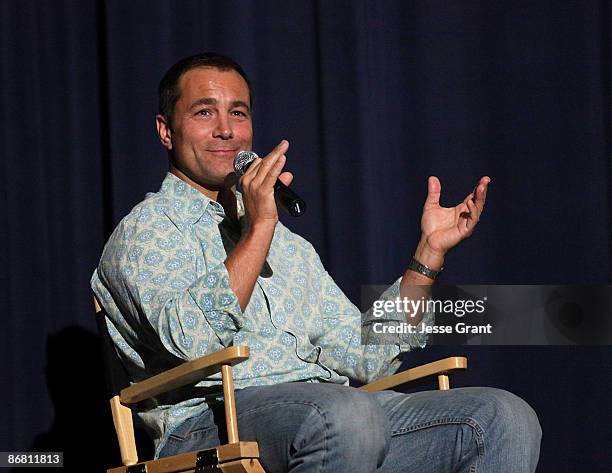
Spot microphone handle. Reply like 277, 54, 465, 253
273, 180, 306, 217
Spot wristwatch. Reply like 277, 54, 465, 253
408, 257, 443, 280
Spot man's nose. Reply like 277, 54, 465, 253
213, 115, 233, 139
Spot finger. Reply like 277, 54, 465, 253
473, 176, 491, 211
278, 171, 293, 187
466, 197, 479, 230
457, 202, 469, 217
424, 176, 442, 208
463, 192, 474, 206
260, 140, 290, 171
240, 158, 263, 188
261, 154, 287, 189
251, 140, 290, 184
467, 194, 479, 216
242, 157, 263, 177
457, 202, 470, 232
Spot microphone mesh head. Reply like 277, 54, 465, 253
233, 150, 259, 176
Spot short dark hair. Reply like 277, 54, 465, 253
158, 52, 252, 124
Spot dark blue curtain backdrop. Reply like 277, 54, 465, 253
2, 1, 611, 471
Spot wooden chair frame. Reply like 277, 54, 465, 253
95, 297, 467, 473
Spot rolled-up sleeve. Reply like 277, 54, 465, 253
309, 255, 434, 384
361, 277, 434, 350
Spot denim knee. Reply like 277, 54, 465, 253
483, 388, 541, 442
470, 387, 542, 469
294, 387, 390, 471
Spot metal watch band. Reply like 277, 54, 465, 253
408, 257, 442, 280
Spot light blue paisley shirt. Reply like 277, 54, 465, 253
91, 173, 432, 456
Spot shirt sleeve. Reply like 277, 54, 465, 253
93, 210, 245, 362
310, 256, 434, 384
361, 277, 435, 350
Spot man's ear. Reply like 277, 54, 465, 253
156, 114, 173, 150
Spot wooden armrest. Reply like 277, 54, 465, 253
359, 356, 467, 392
120, 346, 250, 404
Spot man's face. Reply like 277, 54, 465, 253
157, 67, 253, 198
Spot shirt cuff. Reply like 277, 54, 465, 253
364, 277, 435, 350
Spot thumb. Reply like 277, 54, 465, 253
424, 176, 441, 208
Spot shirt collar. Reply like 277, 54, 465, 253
158, 172, 245, 225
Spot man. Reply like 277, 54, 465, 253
92, 53, 541, 472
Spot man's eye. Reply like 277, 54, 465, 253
232, 111, 248, 117
196, 109, 211, 116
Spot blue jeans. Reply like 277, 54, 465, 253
159, 384, 541, 472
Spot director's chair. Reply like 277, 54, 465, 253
95, 297, 467, 473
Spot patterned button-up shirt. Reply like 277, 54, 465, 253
91, 173, 431, 455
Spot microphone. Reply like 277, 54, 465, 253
234, 150, 306, 217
